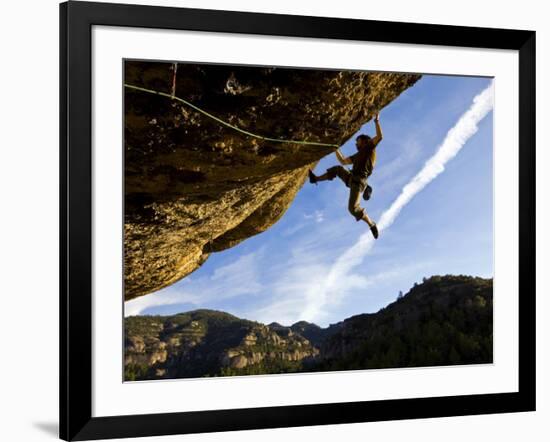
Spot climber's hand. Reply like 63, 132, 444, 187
373, 114, 383, 145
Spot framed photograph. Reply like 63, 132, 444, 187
60, 1, 536, 440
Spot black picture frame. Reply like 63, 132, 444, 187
60, 1, 536, 440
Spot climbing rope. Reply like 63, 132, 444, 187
124, 83, 340, 149
170, 63, 178, 97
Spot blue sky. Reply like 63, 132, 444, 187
125, 74, 494, 327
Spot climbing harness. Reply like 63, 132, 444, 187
124, 83, 340, 149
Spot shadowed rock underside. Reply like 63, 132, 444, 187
124, 61, 420, 300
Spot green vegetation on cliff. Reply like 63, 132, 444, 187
125, 275, 492, 381
315, 275, 492, 371
125, 309, 318, 380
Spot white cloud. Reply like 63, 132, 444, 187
124, 82, 494, 326
124, 286, 201, 317
378, 82, 494, 229
296, 81, 494, 323
248, 261, 424, 326
124, 249, 264, 317
281, 210, 325, 237
304, 210, 325, 223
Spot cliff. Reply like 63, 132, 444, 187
124, 309, 319, 380
124, 275, 493, 381
124, 61, 420, 300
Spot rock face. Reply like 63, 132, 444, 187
124, 61, 420, 300
124, 309, 320, 380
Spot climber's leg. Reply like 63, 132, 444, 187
361, 211, 375, 227
347, 180, 366, 221
326, 165, 350, 183
348, 179, 379, 239
308, 170, 319, 184
361, 210, 379, 238
309, 165, 350, 184
369, 222, 379, 239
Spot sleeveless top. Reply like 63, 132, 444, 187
350, 145, 376, 180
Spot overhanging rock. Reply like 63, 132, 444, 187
124, 61, 420, 300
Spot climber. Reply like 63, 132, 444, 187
308, 113, 383, 239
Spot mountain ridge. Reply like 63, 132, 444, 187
125, 274, 492, 380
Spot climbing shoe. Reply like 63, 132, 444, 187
308, 170, 318, 185
370, 223, 379, 239
363, 184, 373, 201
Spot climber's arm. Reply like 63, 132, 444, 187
335, 148, 353, 165
372, 114, 383, 146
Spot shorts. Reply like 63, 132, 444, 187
326, 165, 367, 221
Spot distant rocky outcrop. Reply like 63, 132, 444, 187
125, 310, 319, 380
125, 275, 493, 381
124, 61, 420, 300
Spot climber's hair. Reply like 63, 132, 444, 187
356, 134, 374, 148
